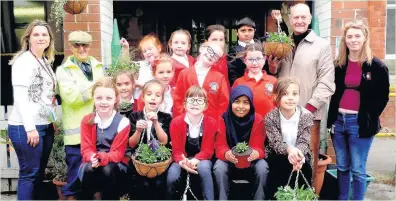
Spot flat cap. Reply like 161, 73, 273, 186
68, 31, 92, 44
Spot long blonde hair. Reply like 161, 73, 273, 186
9, 20, 55, 65
334, 20, 373, 67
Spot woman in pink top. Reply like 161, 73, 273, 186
327, 20, 390, 200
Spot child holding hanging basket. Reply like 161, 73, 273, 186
166, 86, 217, 200
79, 77, 130, 200
128, 79, 172, 200
265, 77, 315, 199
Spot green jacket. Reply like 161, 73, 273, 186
56, 56, 105, 145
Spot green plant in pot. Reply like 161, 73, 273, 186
275, 184, 317, 201
231, 142, 252, 169
132, 141, 172, 178
46, 120, 67, 200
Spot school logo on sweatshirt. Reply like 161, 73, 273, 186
209, 82, 219, 94
265, 83, 274, 95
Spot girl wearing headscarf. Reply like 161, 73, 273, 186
214, 85, 269, 200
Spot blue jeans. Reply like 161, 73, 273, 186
213, 159, 269, 200
332, 113, 374, 200
62, 145, 82, 197
167, 160, 214, 200
8, 124, 54, 200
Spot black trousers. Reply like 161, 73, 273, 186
80, 162, 121, 200
266, 153, 312, 200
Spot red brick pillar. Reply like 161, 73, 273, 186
63, 0, 102, 61
368, 0, 386, 59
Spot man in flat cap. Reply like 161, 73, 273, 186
56, 31, 105, 199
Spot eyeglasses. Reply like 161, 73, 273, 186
246, 57, 265, 63
71, 43, 90, 48
186, 97, 206, 105
202, 46, 220, 61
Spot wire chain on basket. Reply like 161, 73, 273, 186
286, 170, 318, 201
134, 116, 158, 157
181, 172, 199, 201
276, 18, 283, 43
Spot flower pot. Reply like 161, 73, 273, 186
63, 0, 88, 15
315, 153, 332, 195
264, 42, 293, 60
52, 178, 67, 200
131, 155, 172, 178
231, 147, 253, 169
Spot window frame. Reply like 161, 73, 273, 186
385, 2, 396, 59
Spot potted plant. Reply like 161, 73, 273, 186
315, 153, 332, 195
49, 0, 88, 31
106, 55, 139, 78
131, 141, 172, 178
46, 121, 67, 200
274, 184, 318, 200
231, 142, 252, 169
264, 31, 294, 60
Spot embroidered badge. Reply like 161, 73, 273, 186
209, 82, 219, 94
366, 72, 371, 80
265, 83, 274, 95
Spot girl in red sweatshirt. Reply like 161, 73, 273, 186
173, 41, 229, 119
79, 77, 130, 200
168, 29, 195, 86
167, 86, 217, 200
214, 85, 269, 200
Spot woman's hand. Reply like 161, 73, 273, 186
136, 120, 148, 132
27, 130, 39, 147
248, 149, 259, 162
179, 154, 198, 174
268, 55, 281, 73
120, 38, 129, 55
225, 150, 238, 164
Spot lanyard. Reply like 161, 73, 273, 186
30, 50, 56, 104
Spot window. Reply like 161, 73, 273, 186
386, 0, 396, 59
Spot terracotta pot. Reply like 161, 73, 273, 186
63, 0, 88, 15
231, 147, 253, 169
315, 154, 332, 195
52, 178, 67, 200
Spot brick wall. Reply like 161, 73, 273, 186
63, 0, 103, 60
379, 96, 396, 133
330, 0, 386, 59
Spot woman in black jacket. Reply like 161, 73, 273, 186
327, 20, 389, 200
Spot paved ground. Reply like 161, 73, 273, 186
364, 137, 396, 200
1, 137, 395, 200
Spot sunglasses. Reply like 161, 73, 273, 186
71, 43, 90, 48
186, 97, 206, 105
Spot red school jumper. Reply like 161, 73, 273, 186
212, 55, 230, 90
170, 55, 195, 87
80, 113, 131, 166
215, 113, 266, 161
170, 113, 218, 162
233, 71, 277, 119
173, 64, 229, 119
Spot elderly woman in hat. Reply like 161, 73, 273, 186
56, 30, 105, 199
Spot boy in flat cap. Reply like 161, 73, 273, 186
56, 31, 105, 199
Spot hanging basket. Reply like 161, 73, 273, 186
131, 155, 172, 178
63, 0, 88, 15
264, 42, 293, 60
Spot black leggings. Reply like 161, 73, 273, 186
80, 162, 121, 200
266, 153, 312, 200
